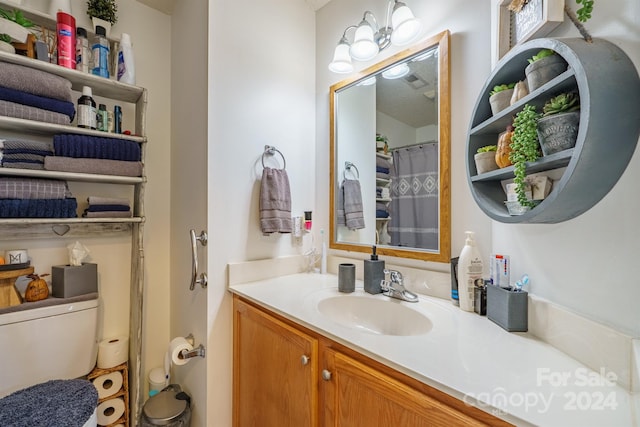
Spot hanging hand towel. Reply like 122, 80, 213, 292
343, 179, 365, 230
337, 181, 346, 226
259, 167, 292, 234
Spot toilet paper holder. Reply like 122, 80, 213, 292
181, 334, 206, 360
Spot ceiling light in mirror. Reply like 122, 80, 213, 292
382, 63, 410, 79
358, 76, 377, 86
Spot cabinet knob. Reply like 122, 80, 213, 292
322, 369, 332, 381
301, 355, 310, 366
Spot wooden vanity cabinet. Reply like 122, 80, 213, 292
233, 296, 511, 427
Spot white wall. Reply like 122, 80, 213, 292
489, 0, 640, 336
316, 0, 494, 272
205, 0, 317, 424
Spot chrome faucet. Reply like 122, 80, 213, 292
380, 269, 419, 303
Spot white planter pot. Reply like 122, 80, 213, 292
0, 17, 30, 43
0, 40, 15, 54
92, 17, 112, 38
474, 151, 499, 175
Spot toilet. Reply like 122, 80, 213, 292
0, 297, 100, 426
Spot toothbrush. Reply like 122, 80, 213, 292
514, 274, 529, 292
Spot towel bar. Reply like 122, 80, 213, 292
262, 145, 286, 170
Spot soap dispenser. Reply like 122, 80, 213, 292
364, 245, 385, 294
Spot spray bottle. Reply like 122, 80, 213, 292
458, 231, 484, 312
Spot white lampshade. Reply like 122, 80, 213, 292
390, 2, 422, 46
349, 21, 379, 61
328, 42, 354, 74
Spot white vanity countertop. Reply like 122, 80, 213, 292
229, 273, 636, 427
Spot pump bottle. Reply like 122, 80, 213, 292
364, 246, 385, 294
458, 231, 484, 312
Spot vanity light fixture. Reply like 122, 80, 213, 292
328, 0, 423, 74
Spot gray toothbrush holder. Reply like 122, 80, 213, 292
338, 263, 356, 293
486, 285, 528, 332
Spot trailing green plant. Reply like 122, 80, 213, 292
509, 104, 540, 208
542, 92, 580, 117
0, 8, 34, 45
527, 49, 555, 64
575, 0, 595, 23
477, 145, 497, 153
86, 0, 118, 25
489, 83, 516, 97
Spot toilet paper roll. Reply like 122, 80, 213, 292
168, 336, 193, 366
97, 397, 125, 426
5, 249, 28, 264
97, 335, 129, 369
92, 371, 123, 399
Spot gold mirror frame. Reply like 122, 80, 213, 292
329, 30, 450, 262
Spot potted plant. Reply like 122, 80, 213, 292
0, 8, 33, 53
86, 0, 117, 36
537, 91, 581, 156
508, 104, 541, 212
525, 49, 567, 92
474, 145, 499, 174
488, 83, 515, 116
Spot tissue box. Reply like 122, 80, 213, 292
52, 263, 97, 298
487, 285, 528, 332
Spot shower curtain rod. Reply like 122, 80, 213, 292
390, 140, 438, 151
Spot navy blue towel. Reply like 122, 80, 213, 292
376, 166, 390, 174
87, 204, 130, 212
53, 134, 141, 161
376, 209, 390, 218
0, 86, 75, 121
0, 198, 77, 218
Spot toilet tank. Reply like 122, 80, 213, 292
0, 298, 99, 398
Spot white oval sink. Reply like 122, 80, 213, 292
317, 295, 432, 336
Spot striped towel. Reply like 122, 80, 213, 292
0, 178, 71, 199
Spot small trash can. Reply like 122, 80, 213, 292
140, 384, 191, 426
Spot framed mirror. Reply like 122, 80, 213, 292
329, 30, 450, 262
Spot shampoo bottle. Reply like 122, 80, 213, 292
364, 246, 384, 294
117, 33, 136, 85
458, 231, 484, 312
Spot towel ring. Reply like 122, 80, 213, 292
344, 161, 359, 179
262, 145, 286, 170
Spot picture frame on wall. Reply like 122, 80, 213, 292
496, 0, 565, 61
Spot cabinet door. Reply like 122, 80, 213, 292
321, 348, 487, 427
233, 298, 318, 427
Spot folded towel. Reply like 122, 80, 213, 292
376, 166, 390, 174
0, 161, 44, 170
259, 167, 292, 234
44, 156, 143, 177
88, 196, 130, 206
0, 99, 71, 125
2, 139, 54, 153
3, 149, 52, 158
83, 210, 133, 218
376, 209, 390, 219
0, 61, 73, 102
376, 202, 388, 211
86, 204, 130, 212
0, 198, 77, 218
376, 171, 390, 180
2, 158, 43, 168
0, 178, 70, 199
2, 152, 47, 162
0, 86, 75, 120
53, 134, 141, 161
342, 179, 365, 230
376, 156, 392, 169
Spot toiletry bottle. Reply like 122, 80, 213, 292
97, 104, 108, 131
91, 25, 110, 78
75, 27, 90, 73
458, 231, 484, 312
77, 86, 96, 130
364, 245, 385, 294
56, 11, 76, 69
117, 33, 136, 85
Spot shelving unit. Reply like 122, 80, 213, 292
375, 152, 392, 244
0, 44, 146, 424
466, 38, 640, 223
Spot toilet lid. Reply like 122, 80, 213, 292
143, 389, 188, 425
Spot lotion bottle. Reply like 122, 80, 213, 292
458, 231, 484, 312
364, 245, 384, 294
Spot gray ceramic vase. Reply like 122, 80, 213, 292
537, 111, 580, 156
525, 55, 567, 92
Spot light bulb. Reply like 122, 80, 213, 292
390, 2, 422, 46
328, 42, 353, 73
350, 21, 379, 61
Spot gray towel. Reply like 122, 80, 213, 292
0, 177, 70, 199
0, 61, 73, 102
343, 179, 365, 230
337, 181, 346, 226
83, 210, 132, 218
259, 167, 292, 234
88, 196, 130, 206
0, 99, 71, 125
44, 156, 143, 177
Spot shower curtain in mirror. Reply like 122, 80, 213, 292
389, 142, 439, 250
